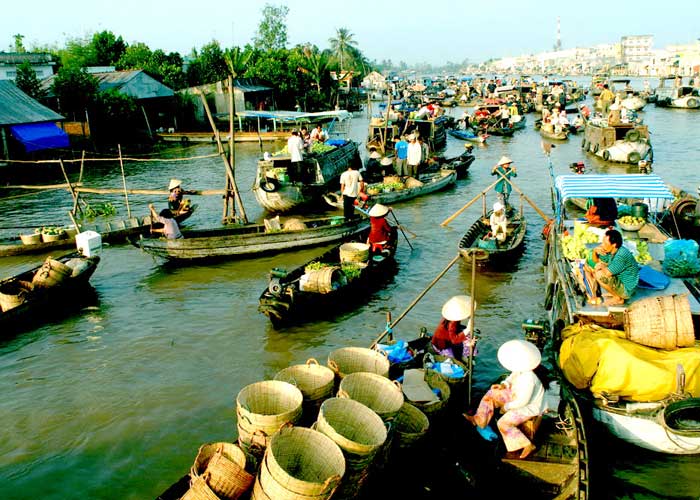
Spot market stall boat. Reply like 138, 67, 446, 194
581, 116, 652, 166
543, 173, 700, 454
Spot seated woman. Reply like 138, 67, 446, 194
489, 202, 508, 243
167, 178, 191, 216
366, 204, 395, 253
149, 204, 183, 239
464, 339, 547, 459
585, 197, 618, 227
430, 295, 477, 362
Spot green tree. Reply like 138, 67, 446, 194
116, 42, 152, 70
224, 46, 253, 77
298, 45, 330, 92
92, 31, 126, 66
90, 89, 140, 144
186, 41, 228, 86
244, 48, 308, 109
253, 4, 289, 51
329, 28, 357, 73
51, 67, 99, 118
13, 34, 25, 53
58, 35, 96, 69
15, 61, 45, 100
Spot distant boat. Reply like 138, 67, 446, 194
448, 128, 488, 143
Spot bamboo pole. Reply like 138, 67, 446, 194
117, 144, 132, 218
467, 250, 477, 405
197, 90, 248, 224
73, 187, 225, 196
227, 75, 237, 222
370, 254, 461, 348
68, 210, 81, 233
440, 178, 501, 227
73, 150, 85, 214
381, 92, 392, 152
0, 182, 82, 190
58, 159, 82, 216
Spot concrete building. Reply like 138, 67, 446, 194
621, 35, 654, 64
0, 52, 56, 81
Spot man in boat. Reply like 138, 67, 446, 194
310, 124, 327, 144
286, 129, 305, 181
431, 295, 477, 362
406, 134, 422, 178
366, 203, 396, 254
584, 228, 639, 306
491, 156, 517, 208
393, 135, 409, 177
149, 204, 183, 239
339, 163, 364, 220
489, 202, 508, 243
167, 179, 191, 216
464, 339, 547, 459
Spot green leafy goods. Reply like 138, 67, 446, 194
40, 226, 66, 236
618, 216, 646, 225
305, 261, 331, 273
83, 202, 117, 219
635, 240, 652, 264
341, 263, 363, 281
273, 145, 289, 156
560, 225, 600, 260
310, 143, 335, 154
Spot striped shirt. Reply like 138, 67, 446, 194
601, 246, 639, 296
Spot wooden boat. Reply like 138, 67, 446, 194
366, 115, 448, 154
458, 208, 527, 267
0, 209, 195, 258
539, 124, 569, 141
324, 168, 457, 210
252, 139, 362, 213
258, 227, 398, 327
582, 117, 652, 165
431, 150, 475, 178
0, 251, 100, 333
448, 128, 488, 143
543, 173, 700, 454
133, 215, 370, 261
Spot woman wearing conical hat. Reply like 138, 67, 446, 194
167, 178, 190, 216
491, 156, 517, 207
366, 204, 396, 254
431, 295, 477, 362
464, 339, 547, 458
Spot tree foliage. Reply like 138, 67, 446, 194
13, 34, 26, 53
90, 89, 139, 144
92, 31, 126, 66
244, 47, 307, 109
253, 4, 289, 51
15, 61, 45, 100
116, 43, 187, 90
328, 28, 358, 72
51, 67, 99, 117
186, 40, 229, 86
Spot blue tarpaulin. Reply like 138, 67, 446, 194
10, 122, 70, 152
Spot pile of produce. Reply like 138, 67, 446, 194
560, 225, 600, 260
305, 261, 330, 273
83, 202, 117, 219
663, 239, 700, 277
39, 226, 66, 237
618, 215, 646, 227
366, 181, 405, 194
309, 142, 335, 154
341, 262, 364, 281
634, 240, 652, 264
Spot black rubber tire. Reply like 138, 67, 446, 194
628, 151, 642, 164
180, 136, 189, 144
687, 98, 699, 108
625, 130, 640, 142
602, 150, 611, 161
581, 139, 587, 150
260, 177, 280, 192
592, 144, 599, 153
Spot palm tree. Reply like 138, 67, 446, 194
328, 28, 358, 73
224, 46, 252, 78
299, 45, 329, 92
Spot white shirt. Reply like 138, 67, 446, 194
287, 135, 304, 162
407, 141, 422, 165
340, 169, 363, 197
490, 211, 507, 234
310, 128, 327, 142
503, 371, 546, 417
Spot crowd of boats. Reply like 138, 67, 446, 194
2, 73, 700, 499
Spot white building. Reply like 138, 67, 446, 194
0, 52, 55, 81
621, 35, 654, 64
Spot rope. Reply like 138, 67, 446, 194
2, 153, 220, 165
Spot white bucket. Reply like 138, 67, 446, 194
76, 230, 102, 257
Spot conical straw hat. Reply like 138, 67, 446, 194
497, 339, 541, 372
369, 204, 389, 217
496, 156, 513, 166
441, 295, 476, 322
168, 178, 182, 190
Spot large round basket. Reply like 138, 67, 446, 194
337, 372, 404, 422
327, 347, 390, 380
339, 242, 370, 264
19, 233, 42, 245
316, 398, 387, 459
181, 475, 220, 500
31, 258, 72, 288
274, 359, 335, 403
0, 280, 31, 312
264, 426, 345, 498
393, 403, 430, 451
425, 353, 469, 393
191, 442, 254, 499
409, 370, 450, 422
236, 380, 303, 438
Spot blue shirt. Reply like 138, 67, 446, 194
395, 140, 409, 160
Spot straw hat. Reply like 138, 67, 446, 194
496, 156, 513, 166
168, 178, 182, 191
369, 151, 381, 159
441, 295, 476, 322
497, 339, 541, 372
368, 204, 390, 217
380, 157, 393, 166
493, 202, 504, 212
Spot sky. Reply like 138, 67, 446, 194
3, 0, 698, 65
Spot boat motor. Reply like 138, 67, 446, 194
521, 319, 549, 350
569, 161, 585, 174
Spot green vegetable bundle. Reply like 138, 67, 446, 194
341, 263, 364, 281
560, 225, 600, 260
310, 143, 336, 154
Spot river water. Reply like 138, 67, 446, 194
1, 77, 699, 499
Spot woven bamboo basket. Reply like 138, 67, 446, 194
0, 280, 31, 312
190, 442, 254, 500
181, 475, 220, 500
424, 353, 469, 394
623, 294, 695, 349
251, 476, 273, 500
337, 372, 404, 422
19, 233, 42, 245
236, 380, 303, 436
339, 242, 370, 264
316, 398, 387, 458
264, 426, 345, 497
409, 370, 450, 422
32, 258, 72, 288
404, 177, 424, 189
327, 347, 390, 380
392, 403, 430, 450
274, 359, 335, 403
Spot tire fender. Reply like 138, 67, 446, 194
260, 177, 280, 192
628, 151, 641, 164
602, 150, 611, 161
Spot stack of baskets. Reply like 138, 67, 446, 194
337, 372, 404, 422
235, 380, 303, 468
391, 402, 430, 454
182, 442, 254, 500
315, 398, 387, 499
327, 346, 390, 382
32, 258, 72, 288
273, 358, 335, 426
252, 426, 345, 500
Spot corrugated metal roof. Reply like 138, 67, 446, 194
0, 52, 53, 65
42, 70, 174, 100
233, 78, 272, 93
0, 80, 64, 126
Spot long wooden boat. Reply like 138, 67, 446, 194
539, 126, 569, 141
324, 168, 457, 209
0, 251, 100, 333
258, 227, 398, 327
134, 215, 370, 261
458, 209, 527, 268
448, 128, 488, 143
544, 173, 700, 454
432, 151, 475, 178
252, 139, 362, 213
0, 209, 195, 258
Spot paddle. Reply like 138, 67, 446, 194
494, 170, 550, 222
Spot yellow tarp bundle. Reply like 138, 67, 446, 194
559, 323, 700, 402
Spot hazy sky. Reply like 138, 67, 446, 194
3, 0, 698, 64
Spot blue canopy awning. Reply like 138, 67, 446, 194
10, 122, 70, 153
555, 174, 674, 201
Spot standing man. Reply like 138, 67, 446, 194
406, 134, 422, 178
598, 84, 615, 117
491, 156, 517, 207
583, 228, 639, 306
394, 135, 409, 177
287, 130, 305, 181
339, 164, 363, 220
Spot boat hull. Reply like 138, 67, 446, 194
458, 211, 527, 268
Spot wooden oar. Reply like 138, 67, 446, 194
390, 210, 413, 251
440, 178, 500, 227
494, 170, 550, 222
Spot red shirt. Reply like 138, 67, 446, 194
368, 216, 392, 244
431, 319, 466, 351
